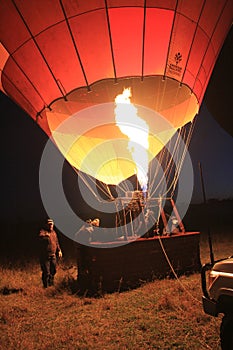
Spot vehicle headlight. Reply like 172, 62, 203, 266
209, 270, 219, 288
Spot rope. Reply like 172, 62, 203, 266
72, 167, 110, 200
157, 235, 202, 305
170, 117, 197, 197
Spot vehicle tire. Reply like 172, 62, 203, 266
220, 314, 233, 350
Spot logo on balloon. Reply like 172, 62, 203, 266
168, 52, 183, 76
175, 52, 182, 65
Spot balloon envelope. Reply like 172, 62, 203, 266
0, 0, 232, 184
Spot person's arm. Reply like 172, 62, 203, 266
39, 229, 49, 238
55, 232, 62, 258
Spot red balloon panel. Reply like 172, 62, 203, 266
200, 0, 230, 38
109, 8, 143, 77
0, 1, 29, 53
144, 9, 173, 76
2, 60, 39, 119
15, 0, 63, 37
196, 47, 216, 102
70, 9, 114, 85
63, 0, 106, 16
177, 0, 204, 23
12, 41, 61, 106
108, 0, 144, 7
184, 27, 210, 92
36, 22, 86, 93
210, 3, 233, 54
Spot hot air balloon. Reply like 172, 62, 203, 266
0, 0, 232, 187
0, 1, 232, 292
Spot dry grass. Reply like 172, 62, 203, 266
0, 232, 232, 350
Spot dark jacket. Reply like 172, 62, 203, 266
39, 229, 61, 258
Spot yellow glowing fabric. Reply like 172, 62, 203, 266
46, 78, 197, 185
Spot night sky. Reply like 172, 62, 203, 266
1, 28, 232, 223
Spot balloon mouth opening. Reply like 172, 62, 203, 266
43, 75, 198, 124
43, 76, 198, 185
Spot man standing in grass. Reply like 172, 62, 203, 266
38, 218, 62, 288
74, 218, 100, 293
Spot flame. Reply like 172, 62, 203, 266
114, 88, 149, 192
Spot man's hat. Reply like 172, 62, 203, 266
46, 218, 54, 224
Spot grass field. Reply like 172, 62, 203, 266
0, 230, 232, 350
